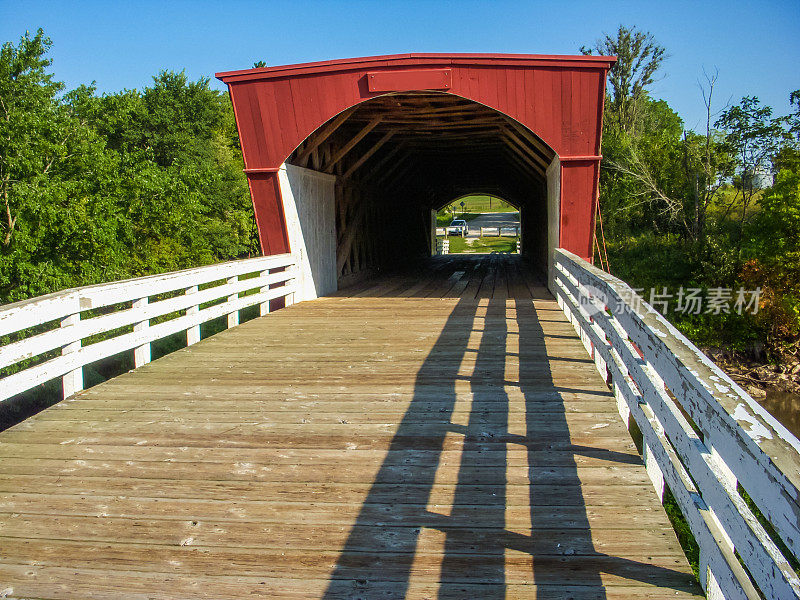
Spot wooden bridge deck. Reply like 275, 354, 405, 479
0, 256, 701, 599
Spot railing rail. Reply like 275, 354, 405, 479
0, 253, 296, 403
479, 225, 519, 237
553, 248, 800, 600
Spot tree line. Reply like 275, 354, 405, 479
2, 26, 798, 361
0, 29, 257, 304
585, 26, 799, 360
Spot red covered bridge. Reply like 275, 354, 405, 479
216, 53, 611, 297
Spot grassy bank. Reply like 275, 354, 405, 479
440, 236, 517, 254
604, 233, 763, 353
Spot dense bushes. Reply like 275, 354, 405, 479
590, 27, 800, 360
0, 29, 257, 304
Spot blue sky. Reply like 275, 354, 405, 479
1, 0, 798, 131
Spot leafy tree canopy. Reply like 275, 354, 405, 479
582, 24, 667, 133
0, 29, 257, 303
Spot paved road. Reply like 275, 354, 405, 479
466, 211, 519, 237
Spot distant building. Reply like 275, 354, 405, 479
749, 165, 774, 189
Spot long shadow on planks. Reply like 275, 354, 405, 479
321, 292, 602, 598
323, 287, 699, 598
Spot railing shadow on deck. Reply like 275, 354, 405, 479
322, 291, 696, 598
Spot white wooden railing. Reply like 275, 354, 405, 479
479, 225, 519, 237
0, 254, 296, 403
553, 248, 800, 599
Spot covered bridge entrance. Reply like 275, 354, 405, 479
216, 53, 614, 298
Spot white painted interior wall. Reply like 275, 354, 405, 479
278, 164, 338, 301
546, 157, 561, 293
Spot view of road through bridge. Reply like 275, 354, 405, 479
1, 53, 799, 600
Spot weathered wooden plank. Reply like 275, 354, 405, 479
0, 565, 702, 600
0, 515, 686, 557
0, 256, 700, 599
0, 458, 652, 487
0, 480, 658, 507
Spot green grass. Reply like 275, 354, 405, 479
450, 195, 518, 213
437, 195, 519, 225
440, 235, 517, 254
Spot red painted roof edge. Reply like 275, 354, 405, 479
215, 52, 617, 83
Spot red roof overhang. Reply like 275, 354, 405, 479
216, 52, 616, 84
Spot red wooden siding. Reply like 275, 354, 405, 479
217, 53, 614, 261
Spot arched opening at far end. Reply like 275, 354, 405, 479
435, 194, 521, 255
277, 91, 558, 297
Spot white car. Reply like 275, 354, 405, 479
446, 219, 469, 237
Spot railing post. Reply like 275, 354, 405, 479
133, 297, 151, 367
259, 270, 271, 316
707, 440, 737, 555
185, 285, 200, 345
642, 441, 666, 500
613, 381, 631, 428
703, 564, 726, 600
227, 276, 239, 329
61, 312, 83, 398
284, 266, 295, 307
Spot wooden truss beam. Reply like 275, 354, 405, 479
325, 117, 383, 173
503, 128, 549, 171
294, 107, 356, 166
503, 118, 555, 164
362, 144, 406, 184
342, 131, 395, 179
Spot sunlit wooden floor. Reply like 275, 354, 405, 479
0, 255, 701, 598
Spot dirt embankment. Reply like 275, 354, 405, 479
705, 348, 800, 398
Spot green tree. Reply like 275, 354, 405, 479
0, 29, 257, 302
582, 24, 667, 133
716, 95, 789, 261
0, 30, 127, 299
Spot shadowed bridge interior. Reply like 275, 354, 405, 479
285, 93, 556, 287
0, 255, 700, 598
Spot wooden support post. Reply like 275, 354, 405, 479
613, 381, 631, 429
703, 562, 726, 600
133, 297, 151, 367
707, 441, 737, 554
61, 312, 83, 399
185, 286, 200, 345
227, 276, 239, 329
593, 346, 608, 383
643, 441, 666, 501
337, 199, 368, 274
259, 270, 271, 316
